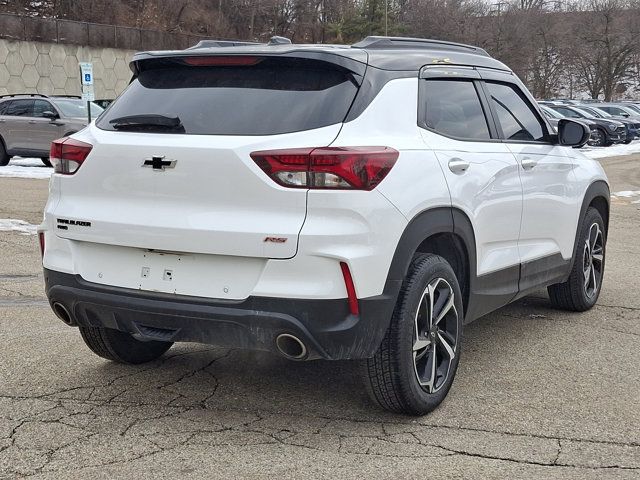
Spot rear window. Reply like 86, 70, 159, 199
97, 57, 359, 135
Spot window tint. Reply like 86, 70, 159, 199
98, 57, 358, 135
0, 101, 9, 115
4, 99, 34, 117
553, 107, 581, 119
33, 100, 55, 117
486, 83, 545, 141
423, 79, 490, 140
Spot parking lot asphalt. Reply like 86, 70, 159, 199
0, 157, 639, 479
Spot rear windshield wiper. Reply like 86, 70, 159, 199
109, 114, 184, 132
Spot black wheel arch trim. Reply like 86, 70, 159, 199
380, 207, 497, 325
567, 180, 610, 274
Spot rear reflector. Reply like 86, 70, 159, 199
340, 262, 359, 316
183, 56, 261, 67
250, 147, 399, 190
50, 137, 93, 175
38, 232, 45, 257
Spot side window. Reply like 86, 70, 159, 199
5, 99, 34, 117
423, 79, 491, 140
33, 100, 55, 117
486, 82, 546, 142
555, 107, 580, 119
0, 101, 10, 115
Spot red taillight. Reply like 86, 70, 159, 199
38, 232, 45, 257
183, 56, 261, 66
50, 137, 93, 175
340, 262, 359, 316
250, 147, 399, 190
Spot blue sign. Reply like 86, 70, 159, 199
84, 73, 91, 82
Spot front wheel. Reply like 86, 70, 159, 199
548, 207, 606, 311
361, 254, 463, 415
588, 128, 606, 147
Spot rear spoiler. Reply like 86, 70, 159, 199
129, 46, 368, 81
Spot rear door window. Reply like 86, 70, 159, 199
4, 99, 34, 117
422, 79, 491, 140
33, 100, 56, 117
486, 82, 546, 142
97, 57, 359, 135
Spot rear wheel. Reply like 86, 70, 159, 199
0, 141, 9, 166
548, 207, 606, 311
41, 157, 52, 167
361, 254, 463, 415
79, 326, 173, 364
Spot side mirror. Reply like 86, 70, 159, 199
557, 119, 590, 147
622, 113, 630, 117
42, 110, 59, 120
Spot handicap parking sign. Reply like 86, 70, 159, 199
79, 62, 94, 86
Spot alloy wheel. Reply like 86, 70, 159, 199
412, 278, 459, 393
583, 222, 604, 299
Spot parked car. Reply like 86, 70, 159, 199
548, 104, 626, 146
539, 104, 598, 146
0, 94, 103, 167
595, 103, 640, 121
577, 105, 640, 144
40, 36, 609, 415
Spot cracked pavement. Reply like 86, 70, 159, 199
0, 158, 639, 479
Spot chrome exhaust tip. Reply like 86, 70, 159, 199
52, 302, 75, 326
275, 333, 308, 360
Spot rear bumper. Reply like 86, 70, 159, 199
44, 268, 394, 360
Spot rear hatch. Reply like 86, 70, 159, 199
53, 53, 365, 260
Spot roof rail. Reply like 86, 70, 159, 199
268, 36, 292, 45
50, 95, 82, 99
352, 36, 490, 57
187, 39, 260, 50
0, 93, 50, 99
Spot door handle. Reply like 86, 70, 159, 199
448, 158, 470, 174
28, 120, 37, 124
521, 158, 538, 170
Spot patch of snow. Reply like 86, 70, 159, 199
613, 190, 640, 197
0, 157, 52, 179
0, 219, 39, 235
581, 141, 640, 159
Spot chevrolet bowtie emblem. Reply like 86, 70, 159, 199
143, 156, 177, 171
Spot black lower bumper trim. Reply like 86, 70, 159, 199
44, 269, 395, 360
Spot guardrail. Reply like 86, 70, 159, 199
0, 13, 209, 51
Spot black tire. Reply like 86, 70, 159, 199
548, 207, 606, 312
78, 326, 173, 364
361, 253, 463, 415
0, 141, 9, 166
624, 139, 633, 144
41, 157, 52, 167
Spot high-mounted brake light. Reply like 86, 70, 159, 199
250, 147, 399, 190
183, 56, 261, 67
50, 137, 93, 175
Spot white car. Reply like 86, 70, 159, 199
40, 36, 610, 415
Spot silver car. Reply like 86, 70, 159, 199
0, 95, 104, 166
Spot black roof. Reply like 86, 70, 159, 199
131, 35, 510, 74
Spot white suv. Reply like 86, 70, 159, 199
40, 36, 610, 415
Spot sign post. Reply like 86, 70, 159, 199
78, 62, 94, 123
